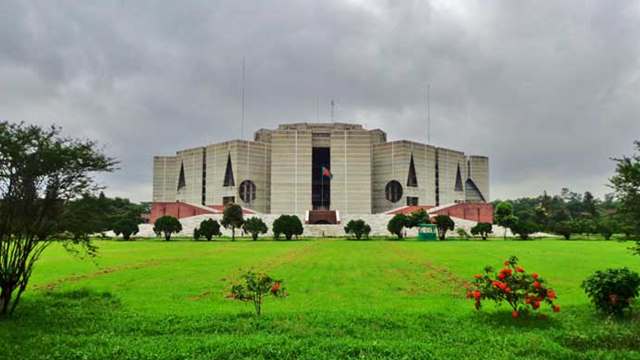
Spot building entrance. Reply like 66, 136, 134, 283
312, 147, 330, 210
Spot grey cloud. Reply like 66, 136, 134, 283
2, 0, 639, 201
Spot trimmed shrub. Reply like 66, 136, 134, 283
387, 214, 408, 239
197, 218, 222, 241
221, 204, 244, 241
243, 217, 268, 241
470, 223, 493, 240
153, 216, 182, 241
344, 219, 372, 240
112, 218, 139, 240
434, 215, 455, 240
582, 268, 640, 317
273, 215, 303, 240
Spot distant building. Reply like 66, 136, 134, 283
151, 122, 490, 224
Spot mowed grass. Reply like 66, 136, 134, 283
1, 239, 640, 359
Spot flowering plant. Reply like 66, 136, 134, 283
467, 256, 560, 318
228, 271, 287, 316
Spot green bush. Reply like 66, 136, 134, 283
470, 223, 492, 240
387, 214, 408, 239
196, 218, 221, 241
582, 268, 640, 317
553, 221, 574, 240
228, 271, 287, 316
344, 219, 371, 240
242, 217, 268, 241
434, 215, 455, 240
221, 204, 244, 241
406, 209, 429, 228
272, 215, 303, 240
153, 216, 182, 241
112, 218, 139, 240
456, 228, 470, 240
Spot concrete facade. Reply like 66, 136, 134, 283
151, 122, 490, 221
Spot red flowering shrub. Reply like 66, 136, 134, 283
228, 271, 287, 316
467, 256, 560, 317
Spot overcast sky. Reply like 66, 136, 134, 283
2, 1, 639, 202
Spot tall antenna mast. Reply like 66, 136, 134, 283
330, 99, 335, 122
241, 56, 245, 139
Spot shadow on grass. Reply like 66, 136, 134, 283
470, 309, 561, 330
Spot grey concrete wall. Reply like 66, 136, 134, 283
152, 156, 178, 202
270, 129, 312, 214
330, 129, 372, 214
468, 155, 490, 201
175, 147, 205, 204
436, 147, 466, 205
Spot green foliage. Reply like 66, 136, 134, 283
0, 121, 116, 316
153, 216, 182, 241
582, 268, 640, 317
242, 217, 268, 241
610, 141, 640, 241
344, 219, 371, 240
221, 204, 244, 241
469, 256, 560, 318
494, 202, 516, 239
509, 210, 539, 240
387, 214, 408, 239
272, 215, 303, 240
112, 218, 139, 240
597, 216, 618, 240
553, 221, 574, 240
406, 209, 429, 228
434, 215, 455, 240
196, 218, 222, 241
229, 271, 287, 316
193, 227, 201, 241
470, 223, 492, 240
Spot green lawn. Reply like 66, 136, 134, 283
1, 238, 639, 359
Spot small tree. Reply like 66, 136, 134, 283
407, 209, 429, 228
221, 204, 244, 241
597, 216, 617, 240
471, 223, 493, 240
387, 214, 408, 239
193, 227, 201, 241
243, 217, 268, 241
553, 221, 574, 240
344, 219, 372, 240
153, 216, 182, 241
495, 202, 516, 239
434, 215, 455, 240
272, 215, 303, 240
510, 211, 539, 240
198, 218, 222, 241
228, 271, 287, 316
112, 218, 140, 240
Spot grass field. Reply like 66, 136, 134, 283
1, 238, 639, 359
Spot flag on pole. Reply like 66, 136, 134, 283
321, 166, 332, 179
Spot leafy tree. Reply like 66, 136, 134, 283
153, 216, 182, 241
553, 221, 574, 240
597, 216, 618, 240
229, 271, 287, 316
112, 218, 139, 240
471, 223, 493, 240
610, 141, 640, 243
272, 215, 303, 240
434, 215, 455, 240
0, 121, 115, 316
510, 210, 539, 240
387, 214, 408, 239
193, 227, 201, 241
573, 217, 597, 238
495, 202, 517, 239
242, 217, 268, 241
406, 209, 429, 228
221, 204, 244, 241
344, 219, 371, 240
197, 218, 222, 241
582, 191, 599, 219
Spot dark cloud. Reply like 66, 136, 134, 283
2, 0, 639, 201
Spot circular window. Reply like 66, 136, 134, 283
239, 180, 256, 203
385, 180, 403, 203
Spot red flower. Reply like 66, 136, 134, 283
516, 266, 524, 273
473, 290, 481, 300
474, 274, 482, 279
547, 290, 556, 300
504, 287, 511, 294
512, 310, 519, 318
552, 305, 560, 313
533, 281, 541, 289
532, 301, 540, 310
271, 282, 281, 294
504, 260, 510, 266
498, 273, 506, 280
532, 273, 539, 280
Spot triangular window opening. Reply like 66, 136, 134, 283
223, 153, 235, 187
407, 154, 418, 187
177, 162, 186, 191
455, 163, 463, 192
